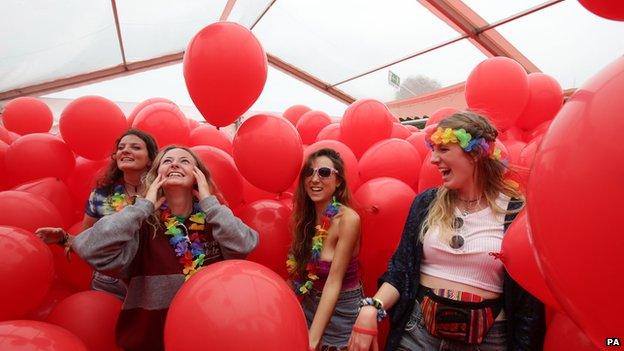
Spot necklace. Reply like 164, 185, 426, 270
161, 202, 209, 280
287, 197, 341, 295
108, 184, 133, 212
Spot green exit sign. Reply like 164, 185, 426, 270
388, 70, 400, 89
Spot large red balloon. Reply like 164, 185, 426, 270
316, 123, 341, 142
544, 313, 598, 351
189, 124, 233, 155
406, 131, 429, 159
46, 291, 122, 351
527, 57, 624, 348
426, 107, 459, 127
2, 97, 53, 135
501, 211, 560, 310
165, 260, 308, 350
305, 140, 361, 192
0, 226, 55, 320
51, 221, 94, 292
242, 177, 278, 204
390, 123, 411, 139
59, 96, 127, 160
465, 57, 529, 131
0, 191, 63, 233
0, 141, 9, 190
133, 102, 189, 147
64, 157, 109, 215
191, 146, 244, 209
0, 126, 11, 144
578, 0, 624, 21
501, 138, 526, 165
5, 133, 75, 186
283, 104, 311, 126
359, 139, 422, 189
127, 97, 176, 127
237, 200, 292, 278
233, 114, 303, 193
13, 177, 78, 228
27, 279, 76, 321
296, 110, 332, 145
340, 99, 394, 159
0, 320, 87, 350
184, 22, 267, 127
516, 73, 563, 132
417, 152, 443, 193
524, 119, 552, 143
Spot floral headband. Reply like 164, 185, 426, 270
425, 127, 502, 161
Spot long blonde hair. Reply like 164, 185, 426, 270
420, 111, 524, 242
141, 145, 225, 235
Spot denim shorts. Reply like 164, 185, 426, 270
397, 299, 507, 351
301, 285, 364, 349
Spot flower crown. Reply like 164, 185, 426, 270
425, 127, 502, 161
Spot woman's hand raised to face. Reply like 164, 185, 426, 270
145, 173, 166, 208
193, 166, 212, 201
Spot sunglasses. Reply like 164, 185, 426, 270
450, 217, 465, 249
303, 166, 339, 178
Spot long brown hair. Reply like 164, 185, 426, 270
142, 145, 225, 235
420, 111, 524, 242
290, 148, 352, 279
97, 129, 159, 192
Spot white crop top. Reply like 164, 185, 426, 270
420, 194, 510, 293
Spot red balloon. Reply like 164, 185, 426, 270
354, 178, 416, 297
524, 119, 552, 143
501, 126, 524, 142
305, 140, 361, 192
237, 200, 292, 278
501, 211, 560, 310
127, 97, 176, 127
46, 291, 122, 351
527, 57, 624, 348
426, 107, 459, 127
316, 123, 341, 141
190, 146, 244, 209
51, 221, 94, 292
27, 279, 76, 321
5, 133, 75, 186
0, 191, 63, 233
189, 124, 233, 155
406, 132, 429, 159
184, 22, 267, 127
0, 126, 10, 144
242, 177, 278, 204
405, 125, 419, 132
578, 0, 624, 21
188, 118, 200, 130
64, 157, 109, 216
391, 123, 411, 139
516, 73, 563, 132
340, 99, 394, 159
0, 320, 87, 350
465, 57, 529, 131
544, 313, 598, 351
59, 96, 127, 160
0, 226, 55, 320
133, 102, 190, 147
2, 97, 53, 135
418, 152, 443, 193
165, 260, 308, 350
518, 135, 543, 169
359, 139, 422, 189
13, 177, 78, 228
501, 138, 526, 165
296, 110, 332, 145
233, 114, 303, 193
283, 105, 312, 126
0, 141, 9, 190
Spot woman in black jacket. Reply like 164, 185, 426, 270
348, 112, 545, 351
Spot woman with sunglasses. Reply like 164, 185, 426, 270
36, 129, 159, 299
348, 112, 544, 351
288, 148, 362, 351
69, 145, 258, 351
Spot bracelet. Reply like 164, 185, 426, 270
352, 325, 378, 336
359, 297, 387, 322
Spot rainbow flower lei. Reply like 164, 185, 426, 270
107, 184, 133, 212
425, 127, 503, 161
287, 197, 341, 295
160, 203, 209, 280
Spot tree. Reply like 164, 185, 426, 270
394, 74, 442, 100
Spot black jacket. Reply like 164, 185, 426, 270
379, 188, 545, 351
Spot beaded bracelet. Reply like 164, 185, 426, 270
359, 297, 387, 322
